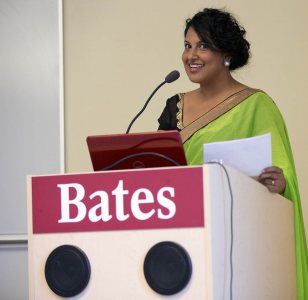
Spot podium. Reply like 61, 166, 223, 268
27, 164, 296, 299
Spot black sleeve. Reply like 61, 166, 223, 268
157, 94, 180, 130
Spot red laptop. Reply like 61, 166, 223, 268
86, 130, 187, 171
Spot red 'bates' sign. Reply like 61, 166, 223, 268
30, 166, 204, 234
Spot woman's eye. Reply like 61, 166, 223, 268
199, 43, 208, 49
184, 43, 191, 49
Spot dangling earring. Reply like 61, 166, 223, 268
224, 58, 231, 67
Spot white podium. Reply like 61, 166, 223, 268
27, 164, 296, 299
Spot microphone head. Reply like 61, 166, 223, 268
165, 70, 180, 83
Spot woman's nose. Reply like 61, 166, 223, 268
187, 48, 198, 59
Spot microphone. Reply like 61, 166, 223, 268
126, 70, 180, 134
165, 70, 181, 83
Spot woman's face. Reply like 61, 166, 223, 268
182, 27, 227, 85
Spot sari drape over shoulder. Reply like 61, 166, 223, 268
158, 89, 308, 299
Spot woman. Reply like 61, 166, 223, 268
158, 8, 307, 299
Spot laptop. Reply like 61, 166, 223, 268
86, 130, 187, 171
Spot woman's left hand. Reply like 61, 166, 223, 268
257, 166, 286, 194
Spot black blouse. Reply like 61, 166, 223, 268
157, 94, 181, 131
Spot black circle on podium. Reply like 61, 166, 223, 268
143, 241, 192, 295
44, 245, 91, 297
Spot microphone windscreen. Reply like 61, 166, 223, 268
165, 70, 180, 83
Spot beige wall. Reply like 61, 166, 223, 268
63, 0, 308, 234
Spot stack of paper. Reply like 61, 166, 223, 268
203, 133, 272, 177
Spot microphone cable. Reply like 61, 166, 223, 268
100, 151, 182, 171
206, 161, 234, 300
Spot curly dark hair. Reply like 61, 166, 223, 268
184, 8, 250, 70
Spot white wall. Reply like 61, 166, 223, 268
0, 1, 62, 299
63, 0, 308, 235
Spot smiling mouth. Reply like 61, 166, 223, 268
188, 63, 204, 70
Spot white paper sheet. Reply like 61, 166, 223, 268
203, 133, 272, 177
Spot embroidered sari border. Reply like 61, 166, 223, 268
180, 88, 260, 143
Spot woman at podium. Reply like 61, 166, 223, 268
158, 8, 307, 299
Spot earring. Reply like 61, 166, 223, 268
224, 59, 231, 67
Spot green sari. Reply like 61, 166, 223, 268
181, 90, 308, 299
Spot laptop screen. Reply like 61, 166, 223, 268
86, 130, 187, 171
